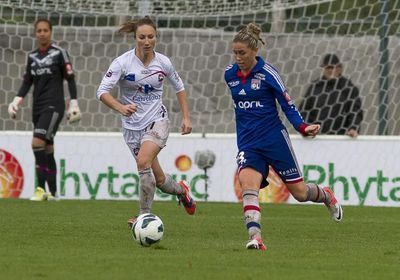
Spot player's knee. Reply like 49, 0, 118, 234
45, 145, 54, 154
292, 191, 308, 202
32, 137, 46, 149
136, 157, 152, 171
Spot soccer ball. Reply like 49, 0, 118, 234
131, 213, 164, 247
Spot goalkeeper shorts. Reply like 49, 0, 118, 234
32, 106, 64, 144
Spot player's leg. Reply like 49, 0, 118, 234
43, 110, 63, 199
270, 129, 342, 222
236, 149, 268, 250
136, 140, 160, 214
152, 157, 196, 215
30, 136, 47, 201
152, 157, 174, 193
135, 119, 170, 214
286, 181, 343, 222
30, 110, 60, 201
45, 144, 57, 199
238, 167, 266, 251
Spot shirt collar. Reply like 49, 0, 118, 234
234, 56, 265, 74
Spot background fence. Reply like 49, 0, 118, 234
1, 0, 399, 135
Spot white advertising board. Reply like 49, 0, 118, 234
1, 132, 399, 207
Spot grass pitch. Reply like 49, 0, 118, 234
0, 199, 399, 280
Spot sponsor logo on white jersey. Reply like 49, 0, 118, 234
133, 95, 160, 102
106, 70, 113, 77
238, 89, 246, 95
124, 74, 136, 81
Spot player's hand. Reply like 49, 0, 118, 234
67, 99, 82, 124
119, 103, 137, 117
346, 128, 358, 138
181, 118, 192, 135
304, 124, 320, 138
8, 96, 23, 119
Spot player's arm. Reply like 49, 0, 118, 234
97, 59, 137, 117
61, 49, 81, 124
165, 58, 192, 135
8, 56, 33, 119
99, 92, 137, 117
176, 90, 192, 135
267, 70, 320, 137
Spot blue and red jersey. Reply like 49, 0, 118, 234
225, 56, 307, 184
225, 56, 306, 150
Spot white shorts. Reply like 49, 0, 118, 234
123, 119, 170, 157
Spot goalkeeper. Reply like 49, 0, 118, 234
8, 19, 81, 201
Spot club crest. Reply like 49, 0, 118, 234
251, 79, 261, 90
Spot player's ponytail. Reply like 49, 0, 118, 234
233, 22, 265, 51
118, 16, 157, 38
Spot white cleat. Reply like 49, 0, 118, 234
323, 187, 343, 222
246, 237, 267, 251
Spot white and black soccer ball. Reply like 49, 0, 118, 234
131, 213, 164, 247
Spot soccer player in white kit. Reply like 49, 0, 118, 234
97, 16, 196, 228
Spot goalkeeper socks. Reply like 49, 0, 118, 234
139, 168, 156, 214
46, 152, 57, 196
242, 189, 262, 239
33, 147, 47, 190
157, 174, 184, 195
305, 183, 330, 204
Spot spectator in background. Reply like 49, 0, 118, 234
8, 18, 81, 201
299, 54, 363, 137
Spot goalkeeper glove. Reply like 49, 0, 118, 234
8, 96, 23, 119
67, 99, 82, 124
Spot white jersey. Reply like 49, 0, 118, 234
97, 49, 185, 130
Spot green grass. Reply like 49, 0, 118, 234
0, 200, 399, 280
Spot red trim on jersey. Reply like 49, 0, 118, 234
243, 205, 261, 212
38, 43, 52, 54
286, 178, 304, 184
236, 70, 251, 84
299, 123, 308, 135
138, 71, 167, 81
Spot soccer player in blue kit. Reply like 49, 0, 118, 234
224, 23, 343, 251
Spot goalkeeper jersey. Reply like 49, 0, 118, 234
224, 56, 305, 150
17, 43, 77, 114
97, 49, 185, 130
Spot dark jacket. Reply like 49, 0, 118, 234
299, 76, 363, 135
